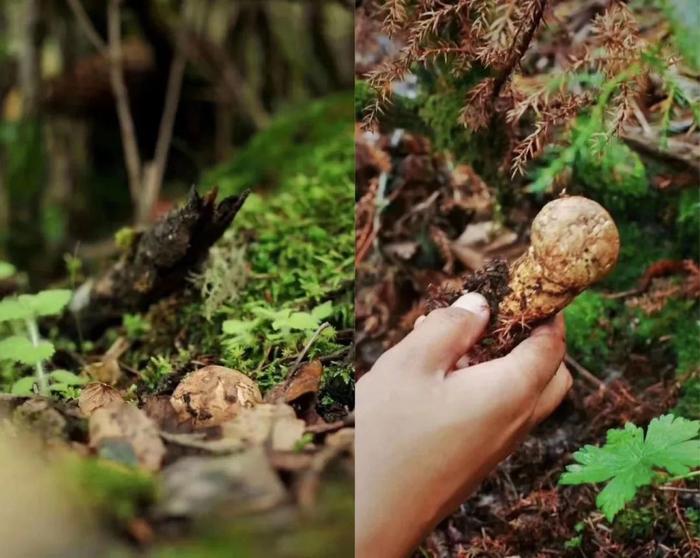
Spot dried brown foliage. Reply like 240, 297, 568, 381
362, 1, 675, 178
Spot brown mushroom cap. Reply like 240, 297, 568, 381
170, 365, 262, 427
530, 196, 620, 289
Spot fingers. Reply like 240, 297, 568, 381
397, 293, 490, 372
530, 361, 573, 424
501, 313, 566, 394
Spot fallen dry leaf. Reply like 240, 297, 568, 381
170, 365, 262, 428
156, 446, 287, 518
89, 401, 165, 472
13, 399, 67, 441
83, 337, 129, 385
161, 403, 306, 454
79, 382, 124, 417
265, 359, 323, 405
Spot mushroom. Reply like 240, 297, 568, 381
499, 196, 620, 324
170, 366, 263, 428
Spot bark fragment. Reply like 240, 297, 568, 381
71, 187, 248, 335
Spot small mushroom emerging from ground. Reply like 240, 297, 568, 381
499, 196, 620, 324
170, 366, 263, 428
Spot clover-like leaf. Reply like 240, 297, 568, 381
19, 289, 72, 317
49, 369, 87, 386
0, 336, 55, 365
0, 298, 33, 322
11, 376, 36, 396
311, 301, 333, 321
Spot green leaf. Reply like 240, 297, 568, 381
0, 336, 55, 365
0, 298, 32, 322
11, 376, 36, 396
0, 261, 16, 280
19, 289, 72, 317
560, 414, 700, 521
274, 311, 320, 331
49, 369, 87, 386
311, 301, 333, 321
222, 319, 256, 335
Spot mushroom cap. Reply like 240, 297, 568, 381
170, 365, 262, 427
530, 196, 620, 289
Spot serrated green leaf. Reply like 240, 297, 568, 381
0, 298, 32, 322
560, 414, 700, 521
0, 261, 16, 280
19, 289, 72, 317
0, 336, 55, 365
11, 376, 36, 396
49, 369, 87, 386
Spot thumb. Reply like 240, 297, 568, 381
398, 293, 490, 373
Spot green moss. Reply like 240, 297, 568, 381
626, 298, 696, 351
574, 137, 649, 216
612, 505, 657, 542
565, 291, 616, 370
202, 93, 353, 195
600, 221, 677, 291
355, 80, 376, 119
673, 377, 700, 420
62, 456, 155, 524
676, 188, 700, 254
152, 481, 353, 558
197, 94, 354, 400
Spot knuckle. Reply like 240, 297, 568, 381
429, 306, 472, 328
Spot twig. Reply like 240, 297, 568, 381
565, 353, 606, 391
288, 322, 331, 378
65, 0, 107, 53
107, 0, 143, 206
656, 486, 700, 494
140, 35, 188, 223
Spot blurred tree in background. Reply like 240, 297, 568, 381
0, 0, 352, 283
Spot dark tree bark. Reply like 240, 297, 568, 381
71, 187, 249, 335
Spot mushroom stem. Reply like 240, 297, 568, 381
499, 196, 620, 324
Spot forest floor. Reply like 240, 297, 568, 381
0, 94, 355, 558
355, 1, 700, 555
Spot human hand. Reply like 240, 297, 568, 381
355, 292, 571, 558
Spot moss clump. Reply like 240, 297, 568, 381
202, 93, 352, 195
612, 505, 657, 542
600, 221, 677, 291
197, 94, 354, 400
564, 291, 616, 370
574, 137, 649, 216
676, 188, 700, 254
63, 456, 155, 524
152, 481, 352, 558
673, 377, 700, 420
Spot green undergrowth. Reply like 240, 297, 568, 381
63, 455, 155, 525
193, 93, 354, 401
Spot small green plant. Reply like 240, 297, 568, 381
0, 261, 16, 279
122, 313, 151, 341
560, 414, 700, 521
0, 288, 73, 395
63, 253, 84, 286
142, 355, 174, 391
